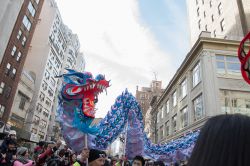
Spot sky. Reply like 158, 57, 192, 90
56, 0, 190, 118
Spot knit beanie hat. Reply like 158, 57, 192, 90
17, 147, 28, 156
88, 149, 106, 163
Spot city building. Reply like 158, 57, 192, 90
47, 24, 84, 141
7, 70, 35, 141
75, 52, 85, 72
152, 32, 250, 144
23, 0, 68, 141
135, 80, 164, 123
186, 0, 250, 46
0, 0, 44, 123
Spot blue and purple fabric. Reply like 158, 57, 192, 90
57, 70, 199, 163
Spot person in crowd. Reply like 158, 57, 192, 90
76, 147, 89, 166
153, 161, 164, 166
0, 139, 17, 166
132, 155, 145, 166
70, 153, 81, 166
111, 157, 118, 166
33, 141, 45, 163
13, 147, 34, 166
187, 114, 250, 166
88, 149, 106, 166
1, 130, 17, 152
36, 140, 62, 166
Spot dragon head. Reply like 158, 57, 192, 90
61, 69, 110, 118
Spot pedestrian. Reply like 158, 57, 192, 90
76, 147, 89, 166
88, 149, 106, 166
37, 141, 61, 166
0, 139, 17, 166
33, 141, 45, 163
153, 161, 164, 166
187, 114, 250, 166
132, 155, 145, 166
1, 130, 17, 152
13, 147, 34, 166
70, 153, 80, 166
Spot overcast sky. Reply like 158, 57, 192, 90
56, 0, 190, 118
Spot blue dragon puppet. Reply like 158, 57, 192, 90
57, 69, 198, 164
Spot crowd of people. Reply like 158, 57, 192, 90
0, 114, 249, 166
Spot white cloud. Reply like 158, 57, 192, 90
57, 0, 176, 117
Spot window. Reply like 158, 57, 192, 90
5, 63, 11, 75
11, 46, 16, 56
202, 0, 204, 4
211, 15, 214, 22
28, 2, 36, 17
209, 0, 212, 7
42, 81, 48, 91
160, 106, 164, 119
159, 126, 164, 139
4, 86, 11, 99
193, 95, 203, 121
48, 87, 53, 97
50, 78, 56, 86
45, 98, 52, 107
22, 36, 27, 46
43, 109, 49, 117
39, 92, 45, 102
45, 70, 50, 80
0, 104, 5, 118
17, 30, 22, 39
204, 11, 206, 18
19, 93, 28, 110
172, 91, 177, 107
197, 8, 200, 17
216, 55, 240, 75
40, 120, 47, 128
157, 111, 161, 123
0, 82, 5, 95
16, 52, 22, 61
172, 115, 177, 132
181, 107, 188, 128
220, 90, 230, 113
205, 25, 208, 31
213, 29, 217, 37
192, 62, 201, 87
165, 100, 170, 114
36, 104, 43, 113
34, 116, 40, 124
196, 0, 198, 5
32, 128, 37, 134
181, 79, 187, 99
218, 2, 222, 15
165, 121, 170, 136
220, 19, 225, 32
198, 20, 201, 29
22, 15, 31, 31
219, 91, 250, 116
10, 68, 16, 79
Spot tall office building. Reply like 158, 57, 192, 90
47, 25, 84, 141
0, 0, 44, 123
186, 0, 250, 45
23, 0, 84, 140
135, 81, 164, 123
